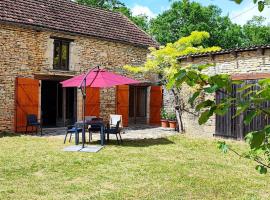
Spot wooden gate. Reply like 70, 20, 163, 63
15, 77, 39, 133
215, 80, 270, 139
85, 87, 100, 117
116, 85, 129, 127
150, 86, 162, 125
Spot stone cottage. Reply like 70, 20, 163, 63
0, 0, 162, 132
164, 45, 270, 139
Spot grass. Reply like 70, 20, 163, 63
0, 133, 270, 200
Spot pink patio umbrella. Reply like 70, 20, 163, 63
61, 66, 140, 147
61, 68, 139, 88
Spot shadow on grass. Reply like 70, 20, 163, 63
0, 131, 22, 138
86, 137, 175, 147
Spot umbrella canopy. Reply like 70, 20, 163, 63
61, 69, 139, 88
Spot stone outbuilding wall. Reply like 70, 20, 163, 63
164, 47, 270, 138
0, 23, 154, 132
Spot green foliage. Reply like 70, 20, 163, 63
149, 0, 269, 48
131, 15, 149, 32
233, 0, 270, 11
161, 108, 168, 120
242, 16, 270, 46
256, 165, 267, 174
168, 113, 177, 121
76, 0, 124, 9
124, 31, 220, 79
217, 141, 229, 153
149, 0, 244, 48
75, 0, 150, 32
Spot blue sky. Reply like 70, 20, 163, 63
123, 0, 270, 25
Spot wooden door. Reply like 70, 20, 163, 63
15, 77, 39, 133
117, 85, 129, 127
85, 87, 100, 117
150, 86, 162, 125
216, 79, 270, 140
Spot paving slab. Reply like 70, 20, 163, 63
63, 145, 103, 153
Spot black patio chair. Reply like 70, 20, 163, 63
64, 125, 83, 144
105, 120, 123, 145
26, 114, 42, 135
88, 118, 102, 143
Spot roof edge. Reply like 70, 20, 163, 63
178, 45, 270, 60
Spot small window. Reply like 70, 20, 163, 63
53, 39, 70, 70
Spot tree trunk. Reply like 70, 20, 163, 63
171, 88, 185, 133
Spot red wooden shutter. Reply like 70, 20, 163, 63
116, 85, 129, 127
85, 87, 100, 117
150, 86, 162, 125
15, 77, 39, 133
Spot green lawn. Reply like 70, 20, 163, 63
0, 133, 269, 200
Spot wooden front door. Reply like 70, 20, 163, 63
150, 86, 162, 125
85, 87, 100, 117
15, 77, 39, 132
116, 85, 129, 127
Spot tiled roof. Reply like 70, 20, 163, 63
0, 0, 158, 48
178, 45, 270, 60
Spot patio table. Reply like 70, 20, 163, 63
75, 119, 106, 146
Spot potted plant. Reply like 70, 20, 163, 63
168, 113, 177, 129
160, 108, 169, 128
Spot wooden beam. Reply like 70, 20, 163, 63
187, 56, 194, 62
50, 36, 75, 42
257, 48, 265, 56
231, 72, 270, 80
34, 74, 74, 81
230, 51, 237, 58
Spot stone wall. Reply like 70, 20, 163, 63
164, 49, 270, 137
0, 23, 151, 132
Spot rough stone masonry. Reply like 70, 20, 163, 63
0, 23, 153, 132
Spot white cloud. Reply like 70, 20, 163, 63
230, 3, 270, 25
131, 5, 157, 19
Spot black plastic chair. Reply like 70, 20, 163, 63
26, 114, 42, 135
105, 120, 123, 145
64, 125, 83, 144
88, 118, 102, 143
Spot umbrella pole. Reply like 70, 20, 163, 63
82, 79, 86, 148
80, 66, 99, 149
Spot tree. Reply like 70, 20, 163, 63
149, 0, 244, 48
124, 31, 221, 133
125, 31, 270, 174
242, 16, 270, 46
76, 0, 124, 9
131, 15, 149, 33
233, 0, 270, 12
75, 0, 150, 32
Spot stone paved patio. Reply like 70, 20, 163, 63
42, 124, 179, 142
